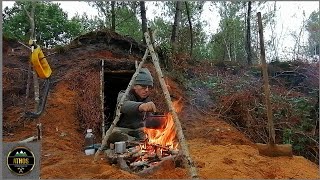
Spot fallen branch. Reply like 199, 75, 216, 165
19, 136, 37, 143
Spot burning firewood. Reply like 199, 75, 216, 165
136, 155, 177, 176
155, 147, 162, 159
127, 146, 141, 156
105, 111, 182, 174
105, 139, 182, 176
132, 151, 146, 158
130, 160, 148, 167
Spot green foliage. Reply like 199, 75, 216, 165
87, 2, 142, 42
178, 22, 209, 61
283, 128, 293, 144
210, 17, 246, 62
207, 2, 247, 62
269, 60, 292, 71
152, 18, 171, 44
70, 13, 104, 34
270, 93, 317, 160
207, 31, 225, 60
181, 2, 207, 61
248, 65, 262, 77
197, 76, 221, 89
289, 97, 315, 131
271, 94, 315, 131
87, 1, 113, 27
292, 136, 308, 152
2, 1, 83, 46
305, 10, 320, 56
206, 1, 276, 64
154, 1, 208, 60
186, 73, 253, 102
162, 1, 205, 23
166, 70, 187, 88
115, 7, 141, 42
150, 17, 172, 49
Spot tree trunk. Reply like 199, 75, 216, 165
185, 2, 193, 59
30, 3, 40, 112
111, 1, 115, 31
93, 2, 109, 28
224, 38, 232, 61
24, 2, 41, 140
29, 3, 35, 40
168, 1, 182, 70
233, 30, 237, 61
171, 1, 182, 54
24, 2, 40, 112
271, 2, 279, 61
140, 1, 148, 44
246, 1, 252, 65
229, 41, 233, 61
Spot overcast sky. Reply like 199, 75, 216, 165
2, 1, 319, 59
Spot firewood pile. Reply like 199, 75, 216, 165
105, 140, 182, 176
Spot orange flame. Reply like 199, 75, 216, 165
144, 98, 182, 149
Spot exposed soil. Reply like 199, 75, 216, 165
3, 30, 319, 179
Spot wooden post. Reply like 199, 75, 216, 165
144, 31, 199, 179
101, 60, 105, 138
24, 1, 41, 139
37, 123, 42, 140
24, 64, 32, 116
94, 48, 150, 161
257, 12, 275, 144
24, 2, 40, 112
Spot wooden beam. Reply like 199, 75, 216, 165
104, 70, 135, 74
101, 60, 105, 138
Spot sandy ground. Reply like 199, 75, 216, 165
3, 80, 319, 179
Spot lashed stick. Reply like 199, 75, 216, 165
144, 32, 199, 179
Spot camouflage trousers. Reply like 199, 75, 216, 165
107, 127, 145, 146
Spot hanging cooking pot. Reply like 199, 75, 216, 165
144, 113, 167, 129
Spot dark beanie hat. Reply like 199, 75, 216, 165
135, 68, 153, 86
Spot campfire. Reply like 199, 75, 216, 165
106, 100, 183, 175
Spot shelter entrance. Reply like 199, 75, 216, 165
103, 60, 136, 130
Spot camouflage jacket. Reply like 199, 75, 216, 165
116, 89, 151, 129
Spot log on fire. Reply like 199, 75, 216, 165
105, 142, 183, 176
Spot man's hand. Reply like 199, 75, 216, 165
139, 102, 156, 112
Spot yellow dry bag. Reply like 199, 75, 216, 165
30, 46, 52, 79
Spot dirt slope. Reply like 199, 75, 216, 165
189, 139, 319, 179
2, 32, 319, 179
4, 80, 319, 178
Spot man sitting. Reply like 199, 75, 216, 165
108, 68, 157, 144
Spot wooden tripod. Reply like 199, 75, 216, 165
94, 30, 199, 179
